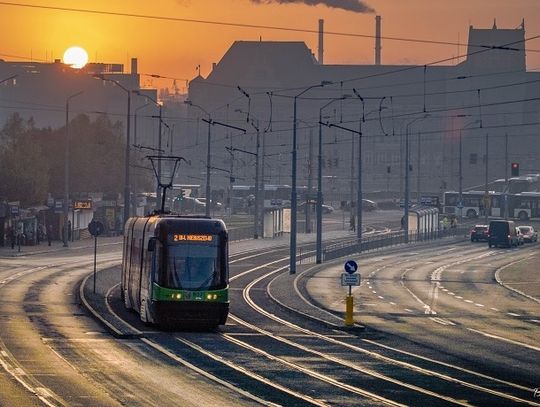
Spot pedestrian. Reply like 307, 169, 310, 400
442, 216, 449, 230
8, 226, 15, 249
47, 224, 52, 246
350, 214, 356, 232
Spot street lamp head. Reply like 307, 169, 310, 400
320, 80, 333, 86
184, 99, 193, 106
237, 86, 250, 98
352, 88, 363, 101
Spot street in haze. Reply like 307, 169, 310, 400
1, 1, 540, 405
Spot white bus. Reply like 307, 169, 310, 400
443, 191, 503, 219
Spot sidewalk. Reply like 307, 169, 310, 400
0, 236, 122, 258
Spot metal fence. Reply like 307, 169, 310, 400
322, 227, 469, 262
228, 226, 255, 242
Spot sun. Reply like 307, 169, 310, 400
63, 46, 89, 69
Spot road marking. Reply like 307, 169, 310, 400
467, 328, 540, 352
490, 307, 500, 312
378, 296, 385, 300
429, 317, 456, 326
464, 299, 474, 304
507, 312, 521, 317
475, 303, 485, 307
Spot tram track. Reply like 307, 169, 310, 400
93, 240, 531, 406
7, 223, 531, 406
234, 256, 537, 406
96, 236, 540, 406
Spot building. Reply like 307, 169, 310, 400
184, 22, 540, 205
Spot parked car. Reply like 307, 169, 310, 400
515, 227, 524, 245
298, 201, 334, 214
518, 226, 538, 243
362, 199, 378, 211
172, 196, 206, 214
470, 225, 489, 242
198, 197, 223, 210
488, 220, 518, 248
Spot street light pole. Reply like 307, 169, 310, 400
404, 115, 429, 243
64, 91, 84, 247
135, 91, 164, 211
291, 81, 332, 274
184, 100, 212, 217
316, 96, 345, 263
484, 132, 489, 225
95, 75, 132, 227
353, 89, 365, 241
459, 119, 481, 223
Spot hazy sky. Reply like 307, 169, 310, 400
1, 1, 539, 90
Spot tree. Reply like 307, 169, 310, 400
0, 114, 50, 206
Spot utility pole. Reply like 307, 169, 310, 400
306, 126, 314, 233
504, 133, 508, 219
484, 133, 489, 225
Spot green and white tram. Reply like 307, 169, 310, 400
121, 215, 229, 328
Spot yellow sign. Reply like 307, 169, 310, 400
74, 200, 92, 210
172, 234, 213, 242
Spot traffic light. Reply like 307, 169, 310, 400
511, 162, 520, 177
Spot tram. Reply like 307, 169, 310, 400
121, 215, 229, 328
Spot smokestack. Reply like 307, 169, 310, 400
131, 57, 138, 74
375, 15, 381, 65
318, 19, 324, 65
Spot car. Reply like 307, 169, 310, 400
488, 220, 518, 248
518, 225, 538, 243
298, 202, 334, 214
172, 196, 206, 214
515, 227, 524, 245
362, 199, 378, 211
198, 197, 223, 210
470, 224, 489, 242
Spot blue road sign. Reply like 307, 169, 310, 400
344, 260, 358, 274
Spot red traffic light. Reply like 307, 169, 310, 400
511, 162, 520, 177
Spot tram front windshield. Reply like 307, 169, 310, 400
161, 239, 221, 290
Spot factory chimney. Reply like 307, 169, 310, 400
375, 15, 381, 65
318, 19, 324, 65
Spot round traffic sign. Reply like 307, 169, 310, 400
344, 260, 358, 274
88, 219, 105, 237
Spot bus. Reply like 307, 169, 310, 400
443, 191, 503, 218
121, 215, 229, 328
508, 192, 540, 220
506, 175, 540, 194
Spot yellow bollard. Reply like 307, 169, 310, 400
345, 294, 354, 326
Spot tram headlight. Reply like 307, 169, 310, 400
172, 293, 182, 300
206, 293, 218, 300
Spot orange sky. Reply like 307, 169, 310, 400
1, 0, 539, 91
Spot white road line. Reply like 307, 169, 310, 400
507, 312, 521, 317
467, 328, 540, 352
429, 317, 456, 326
